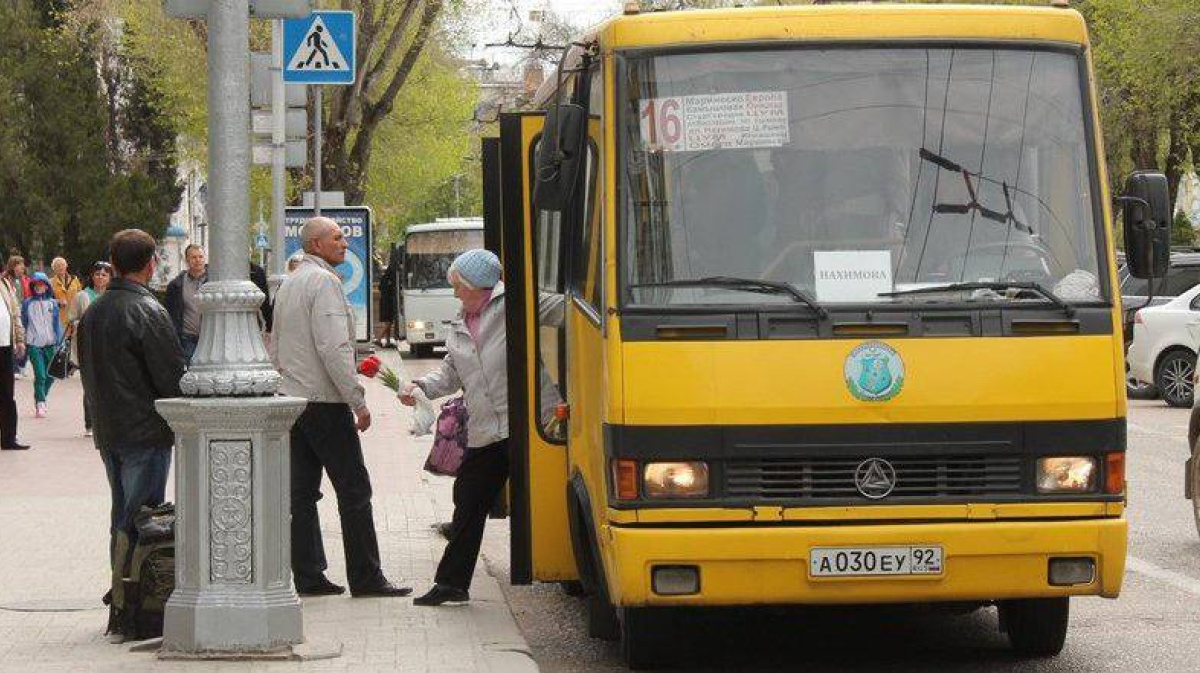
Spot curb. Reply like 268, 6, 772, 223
474, 561, 539, 673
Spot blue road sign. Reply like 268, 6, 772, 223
284, 207, 372, 341
283, 11, 355, 85
255, 232, 269, 249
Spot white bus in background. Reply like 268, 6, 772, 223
400, 217, 484, 358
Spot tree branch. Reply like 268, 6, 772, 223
362, 0, 421, 98
362, 0, 441, 130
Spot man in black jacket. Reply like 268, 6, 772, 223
78, 230, 186, 573
163, 244, 207, 361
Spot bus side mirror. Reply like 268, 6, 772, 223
532, 103, 587, 212
1120, 171, 1170, 280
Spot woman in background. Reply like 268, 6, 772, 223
70, 262, 112, 436
21, 272, 62, 418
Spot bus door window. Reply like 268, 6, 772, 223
532, 182, 568, 443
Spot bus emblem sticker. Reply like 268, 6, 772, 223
855, 458, 897, 499
845, 341, 904, 402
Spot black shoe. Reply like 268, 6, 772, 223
351, 581, 413, 598
0, 442, 30, 450
412, 584, 469, 606
296, 579, 346, 596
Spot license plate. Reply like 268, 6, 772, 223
809, 546, 943, 577
425, 333, 435, 340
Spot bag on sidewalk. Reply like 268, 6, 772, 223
104, 503, 176, 641
49, 337, 76, 379
424, 397, 468, 477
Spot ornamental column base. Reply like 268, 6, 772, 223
156, 396, 307, 655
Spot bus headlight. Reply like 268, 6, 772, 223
408, 320, 428, 330
644, 462, 709, 498
1036, 456, 1097, 493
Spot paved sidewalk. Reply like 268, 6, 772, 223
0, 351, 535, 672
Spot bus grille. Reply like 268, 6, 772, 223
723, 455, 1024, 500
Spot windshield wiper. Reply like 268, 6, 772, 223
630, 276, 828, 318
879, 281, 1075, 317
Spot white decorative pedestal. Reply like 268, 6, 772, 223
157, 396, 306, 654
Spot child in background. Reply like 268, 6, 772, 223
21, 272, 61, 418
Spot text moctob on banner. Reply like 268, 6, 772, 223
638, 91, 789, 152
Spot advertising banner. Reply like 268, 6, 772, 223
284, 206, 372, 341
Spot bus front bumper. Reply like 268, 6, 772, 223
603, 517, 1126, 607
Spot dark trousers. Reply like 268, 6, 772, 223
180, 334, 199, 363
436, 441, 509, 591
290, 402, 385, 591
100, 446, 172, 566
0, 347, 16, 446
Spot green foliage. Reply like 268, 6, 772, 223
1172, 211, 1194, 248
0, 0, 180, 270
366, 49, 480, 246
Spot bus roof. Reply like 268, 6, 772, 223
592, 4, 1089, 52
405, 217, 484, 235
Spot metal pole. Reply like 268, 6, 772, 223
160, 0, 304, 656
314, 86, 322, 216
206, 0, 248, 286
271, 19, 287, 276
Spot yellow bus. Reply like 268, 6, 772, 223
487, 3, 1169, 668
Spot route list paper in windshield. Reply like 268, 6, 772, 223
639, 92, 789, 152
814, 251, 893, 303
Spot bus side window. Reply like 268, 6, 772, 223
571, 65, 603, 316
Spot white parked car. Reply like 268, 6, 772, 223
1127, 283, 1200, 407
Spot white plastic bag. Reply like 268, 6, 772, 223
409, 387, 436, 437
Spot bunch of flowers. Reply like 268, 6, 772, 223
357, 355, 401, 392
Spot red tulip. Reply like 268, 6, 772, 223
358, 355, 381, 378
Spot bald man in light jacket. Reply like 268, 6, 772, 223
270, 217, 411, 598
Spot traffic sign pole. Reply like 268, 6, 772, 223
283, 10, 356, 220
315, 86, 322, 216
272, 19, 287, 276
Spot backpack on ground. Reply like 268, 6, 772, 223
105, 503, 176, 641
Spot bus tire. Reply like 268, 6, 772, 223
620, 607, 672, 670
1000, 597, 1069, 657
567, 479, 619, 641
588, 592, 619, 641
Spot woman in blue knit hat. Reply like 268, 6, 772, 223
398, 248, 512, 606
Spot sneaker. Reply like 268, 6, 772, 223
35, 402, 45, 419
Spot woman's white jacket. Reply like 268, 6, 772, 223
415, 282, 562, 448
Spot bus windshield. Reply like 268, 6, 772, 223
404, 229, 484, 290
620, 47, 1105, 308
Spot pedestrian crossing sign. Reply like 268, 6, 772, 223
283, 11, 355, 85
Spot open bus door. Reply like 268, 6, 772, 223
498, 111, 578, 585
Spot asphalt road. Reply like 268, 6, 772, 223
450, 364, 1200, 673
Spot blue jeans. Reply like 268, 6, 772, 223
180, 334, 199, 363
100, 447, 172, 563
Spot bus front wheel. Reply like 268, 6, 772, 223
620, 607, 673, 670
999, 597, 1069, 657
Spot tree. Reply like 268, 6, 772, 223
365, 47, 479, 244
0, 0, 180, 269
322, 0, 450, 205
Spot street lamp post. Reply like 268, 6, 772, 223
156, 0, 307, 656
